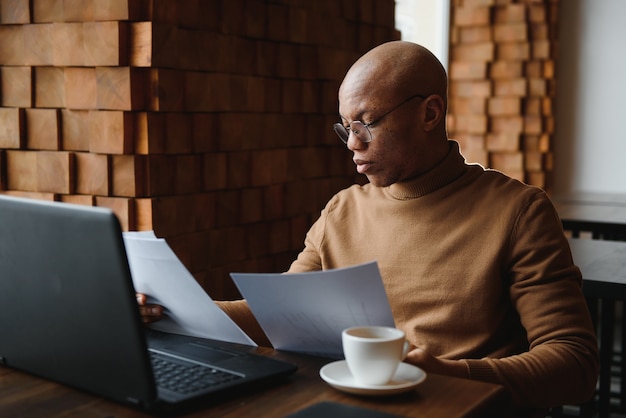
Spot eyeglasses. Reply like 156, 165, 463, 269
333, 93, 427, 144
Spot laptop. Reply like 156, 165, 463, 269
0, 195, 297, 414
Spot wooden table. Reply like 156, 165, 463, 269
569, 238, 626, 416
0, 348, 510, 418
554, 192, 626, 206
553, 193, 626, 240
569, 238, 626, 297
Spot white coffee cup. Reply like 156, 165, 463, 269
342, 326, 410, 386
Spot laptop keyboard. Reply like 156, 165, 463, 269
150, 352, 244, 394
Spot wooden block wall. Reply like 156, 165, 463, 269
448, 0, 558, 191
0, 0, 398, 299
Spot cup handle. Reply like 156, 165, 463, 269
402, 340, 410, 359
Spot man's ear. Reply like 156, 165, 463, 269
422, 95, 445, 132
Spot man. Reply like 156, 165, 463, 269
140, 41, 598, 412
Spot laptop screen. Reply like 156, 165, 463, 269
0, 195, 156, 405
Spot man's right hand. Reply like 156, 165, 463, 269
136, 293, 164, 324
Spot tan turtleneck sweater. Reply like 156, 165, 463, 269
218, 140, 599, 410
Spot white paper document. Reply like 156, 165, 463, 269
122, 232, 256, 347
231, 261, 395, 358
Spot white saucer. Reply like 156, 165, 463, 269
319, 360, 426, 396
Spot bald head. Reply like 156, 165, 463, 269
337, 42, 451, 186
339, 41, 448, 110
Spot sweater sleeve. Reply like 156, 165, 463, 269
466, 192, 599, 408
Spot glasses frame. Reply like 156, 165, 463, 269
333, 93, 428, 144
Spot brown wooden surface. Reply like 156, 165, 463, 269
36, 150, 74, 194
64, 67, 97, 110
95, 195, 134, 231
76, 152, 110, 196
88, 110, 133, 155
0, 108, 24, 149
25, 108, 60, 150
0, 66, 31, 107
0, 348, 510, 418
553, 195, 626, 240
5, 150, 37, 191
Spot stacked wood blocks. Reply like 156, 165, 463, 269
0, 0, 399, 298
448, 0, 558, 190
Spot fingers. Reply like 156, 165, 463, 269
139, 304, 164, 323
135, 292, 164, 323
136, 293, 147, 305
405, 347, 430, 365
405, 347, 469, 378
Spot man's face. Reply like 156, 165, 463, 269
338, 91, 427, 187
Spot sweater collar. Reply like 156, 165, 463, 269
386, 140, 469, 200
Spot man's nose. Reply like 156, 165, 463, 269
346, 130, 367, 151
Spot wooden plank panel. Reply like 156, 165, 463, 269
0, 25, 24, 65
111, 154, 147, 197
135, 197, 153, 230
36, 151, 74, 194
0, 66, 32, 108
180, 0, 216, 29
192, 112, 217, 153
0, 190, 56, 200
491, 116, 524, 134
96, 67, 146, 110
164, 112, 192, 153
59, 194, 95, 206
83, 21, 127, 66
25, 108, 61, 150
203, 153, 228, 191
151, 0, 179, 24
453, 6, 491, 26
53, 22, 85, 66
175, 154, 202, 194
64, 67, 97, 109
0, 0, 30, 23
0, 108, 24, 149
133, 111, 165, 154
150, 22, 181, 68
451, 42, 495, 62
496, 42, 530, 61
129, 21, 152, 67
88, 110, 133, 154
75, 152, 110, 195
148, 68, 183, 111
488, 97, 521, 116
93, 0, 148, 21
23, 24, 55, 65
35, 67, 66, 108
32, 0, 64, 22
95, 196, 135, 231
145, 196, 178, 236
184, 72, 230, 112
493, 23, 528, 42
494, 4, 526, 24
489, 61, 523, 79
60, 109, 90, 151
146, 155, 175, 196
5, 150, 38, 191
63, 0, 94, 22
176, 28, 200, 70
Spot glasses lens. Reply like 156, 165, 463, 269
332, 122, 372, 144
333, 123, 349, 144
350, 121, 372, 143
